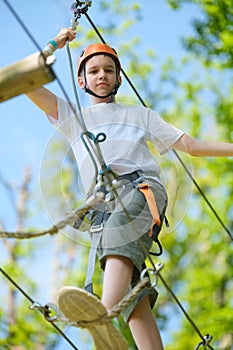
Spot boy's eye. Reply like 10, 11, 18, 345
88, 68, 114, 74
89, 69, 97, 74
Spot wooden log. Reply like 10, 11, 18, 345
0, 52, 56, 103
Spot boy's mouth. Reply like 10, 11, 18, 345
97, 82, 109, 86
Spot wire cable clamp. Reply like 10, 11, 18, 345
195, 334, 213, 349
29, 301, 58, 322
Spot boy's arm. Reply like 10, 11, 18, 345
26, 87, 58, 119
25, 27, 76, 120
173, 134, 233, 157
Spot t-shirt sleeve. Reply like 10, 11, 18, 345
46, 96, 81, 140
147, 109, 185, 155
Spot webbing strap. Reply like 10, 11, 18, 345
84, 231, 102, 294
84, 210, 110, 295
137, 183, 161, 237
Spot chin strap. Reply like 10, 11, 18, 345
84, 84, 119, 99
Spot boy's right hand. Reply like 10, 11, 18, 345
53, 27, 77, 49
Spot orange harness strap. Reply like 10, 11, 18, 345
137, 183, 161, 237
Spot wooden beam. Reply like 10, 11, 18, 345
0, 52, 56, 103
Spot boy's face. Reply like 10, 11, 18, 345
78, 54, 121, 103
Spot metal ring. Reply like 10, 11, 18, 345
140, 267, 158, 288
95, 132, 107, 143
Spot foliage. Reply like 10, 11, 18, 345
167, 0, 233, 68
0, 169, 61, 349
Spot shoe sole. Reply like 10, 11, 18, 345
58, 286, 128, 350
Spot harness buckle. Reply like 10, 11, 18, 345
89, 222, 104, 233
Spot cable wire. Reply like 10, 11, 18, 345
2, 0, 42, 52
157, 268, 214, 350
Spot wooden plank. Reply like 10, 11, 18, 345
0, 52, 56, 103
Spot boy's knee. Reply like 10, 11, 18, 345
123, 287, 158, 323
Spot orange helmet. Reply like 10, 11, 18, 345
77, 43, 121, 77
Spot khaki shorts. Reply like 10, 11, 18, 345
91, 175, 167, 322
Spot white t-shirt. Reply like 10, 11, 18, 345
48, 97, 185, 195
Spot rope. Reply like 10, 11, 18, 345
78, 277, 150, 328
45, 264, 214, 349
107, 277, 149, 319
47, 262, 214, 349
50, 277, 150, 328
0, 193, 104, 239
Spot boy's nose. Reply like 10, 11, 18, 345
99, 70, 107, 79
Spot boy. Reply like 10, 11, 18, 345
26, 28, 233, 350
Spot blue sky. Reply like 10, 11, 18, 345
0, 0, 202, 348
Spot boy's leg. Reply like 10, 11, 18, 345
128, 295, 164, 350
101, 255, 164, 350
101, 255, 133, 309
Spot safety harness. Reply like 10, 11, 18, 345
74, 170, 168, 294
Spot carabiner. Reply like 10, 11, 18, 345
71, 1, 92, 21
